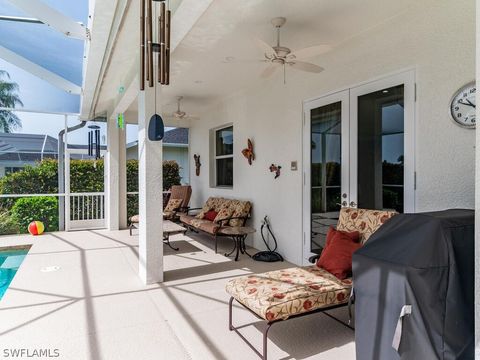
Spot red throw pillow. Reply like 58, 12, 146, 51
317, 228, 362, 280
324, 227, 360, 248
203, 210, 218, 222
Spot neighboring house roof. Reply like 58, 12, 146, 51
0, 133, 106, 163
126, 127, 189, 149
0, 133, 58, 154
163, 127, 188, 145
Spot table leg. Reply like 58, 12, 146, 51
225, 237, 237, 257
241, 236, 252, 257
163, 234, 179, 251
234, 236, 240, 261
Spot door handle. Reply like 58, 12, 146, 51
349, 201, 357, 208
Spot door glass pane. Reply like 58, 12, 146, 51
357, 84, 404, 212
311, 102, 342, 254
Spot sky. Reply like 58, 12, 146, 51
0, 0, 113, 146
0, 0, 88, 143
0, 0, 167, 146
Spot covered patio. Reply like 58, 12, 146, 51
0, 229, 354, 359
0, 0, 478, 359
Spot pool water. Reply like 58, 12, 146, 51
0, 248, 29, 299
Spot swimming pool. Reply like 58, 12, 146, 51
0, 246, 30, 299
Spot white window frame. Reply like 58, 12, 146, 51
212, 124, 234, 188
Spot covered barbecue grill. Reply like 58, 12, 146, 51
352, 209, 474, 360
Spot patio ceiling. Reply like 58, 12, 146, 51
0, 0, 87, 96
84, 0, 418, 123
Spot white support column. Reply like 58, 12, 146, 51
119, 126, 127, 229
138, 87, 164, 284
106, 117, 120, 230
475, 0, 480, 357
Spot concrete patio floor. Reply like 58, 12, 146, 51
0, 229, 355, 360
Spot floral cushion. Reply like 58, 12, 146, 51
180, 214, 195, 226
214, 206, 234, 225
163, 210, 175, 220
228, 201, 252, 227
336, 208, 397, 244
226, 266, 352, 321
195, 197, 226, 219
165, 198, 183, 212
130, 214, 140, 223
196, 221, 220, 235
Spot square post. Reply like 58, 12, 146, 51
475, 0, 480, 357
106, 116, 120, 230
119, 126, 127, 229
138, 88, 163, 284
137, 0, 163, 283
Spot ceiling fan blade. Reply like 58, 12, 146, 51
288, 45, 332, 60
260, 64, 280, 78
254, 38, 277, 58
223, 58, 268, 64
289, 61, 324, 73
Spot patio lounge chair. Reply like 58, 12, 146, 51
226, 207, 397, 360
129, 185, 192, 235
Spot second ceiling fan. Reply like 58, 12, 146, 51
164, 96, 198, 120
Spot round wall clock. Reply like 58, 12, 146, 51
450, 81, 476, 129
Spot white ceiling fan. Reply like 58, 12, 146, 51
165, 96, 198, 120
226, 17, 332, 82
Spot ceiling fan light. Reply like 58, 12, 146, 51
174, 111, 186, 119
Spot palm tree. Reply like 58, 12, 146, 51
0, 70, 23, 133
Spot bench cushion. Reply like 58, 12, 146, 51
180, 214, 220, 234
337, 208, 397, 243
228, 200, 252, 227
226, 266, 352, 321
130, 215, 140, 223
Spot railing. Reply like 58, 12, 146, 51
68, 192, 105, 230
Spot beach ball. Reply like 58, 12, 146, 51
28, 221, 45, 236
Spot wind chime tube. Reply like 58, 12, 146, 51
140, 0, 145, 90
158, 2, 165, 84
159, 2, 166, 84
146, 0, 153, 87
165, 9, 171, 85
96, 129, 100, 160
88, 131, 92, 156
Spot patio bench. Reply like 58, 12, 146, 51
226, 207, 397, 360
180, 196, 252, 253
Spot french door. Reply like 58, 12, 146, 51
303, 71, 415, 262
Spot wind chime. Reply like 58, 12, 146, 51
140, 0, 171, 90
88, 124, 101, 160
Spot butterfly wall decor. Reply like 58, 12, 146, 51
194, 154, 201, 176
241, 139, 255, 165
269, 164, 281, 179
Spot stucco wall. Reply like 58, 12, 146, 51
189, 1, 475, 265
127, 145, 190, 184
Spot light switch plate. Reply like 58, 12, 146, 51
291, 161, 298, 171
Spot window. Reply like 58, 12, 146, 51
214, 126, 233, 187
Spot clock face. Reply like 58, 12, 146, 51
450, 82, 476, 129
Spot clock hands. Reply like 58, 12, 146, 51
458, 99, 476, 108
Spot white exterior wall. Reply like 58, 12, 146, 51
189, 1, 475, 265
474, 0, 479, 357
126, 144, 189, 184
163, 146, 189, 184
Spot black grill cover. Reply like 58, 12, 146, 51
352, 209, 474, 360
